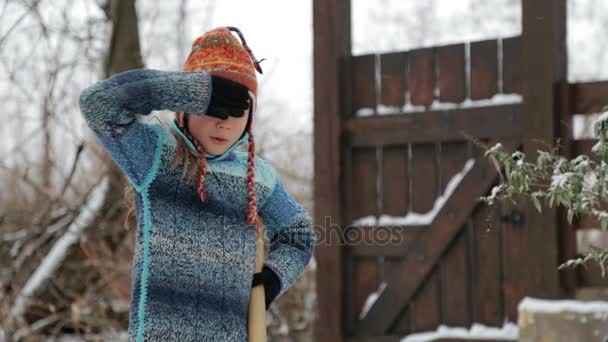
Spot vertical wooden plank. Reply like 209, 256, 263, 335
352, 148, 379, 220
501, 197, 529, 321
502, 36, 522, 94
352, 54, 377, 116
473, 195, 504, 326
408, 48, 435, 106
380, 52, 408, 108
343, 139, 357, 336
382, 145, 409, 217
384, 143, 435, 334
557, 81, 578, 292
411, 144, 438, 214
441, 230, 470, 326
440, 142, 468, 195
313, 0, 350, 340
521, 0, 567, 300
410, 143, 439, 332
351, 148, 380, 323
437, 43, 466, 103
412, 269, 441, 332
470, 39, 498, 100
439, 142, 470, 326
354, 258, 379, 318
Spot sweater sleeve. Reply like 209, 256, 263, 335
258, 167, 316, 299
78, 68, 212, 188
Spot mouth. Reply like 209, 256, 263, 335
210, 136, 228, 144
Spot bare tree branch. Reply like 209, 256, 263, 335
0, 0, 42, 49
8, 175, 109, 321
0, 160, 75, 210
59, 143, 85, 197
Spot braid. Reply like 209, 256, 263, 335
245, 125, 258, 228
226, 26, 265, 75
194, 139, 209, 203
182, 114, 209, 203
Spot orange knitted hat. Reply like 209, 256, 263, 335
183, 26, 263, 96
176, 26, 264, 226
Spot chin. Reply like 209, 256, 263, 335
205, 145, 229, 155
211, 149, 228, 156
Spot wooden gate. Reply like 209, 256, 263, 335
314, 1, 608, 341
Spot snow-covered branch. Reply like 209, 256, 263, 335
481, 108, 608, 273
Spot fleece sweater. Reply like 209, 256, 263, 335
79, 68, 316, 342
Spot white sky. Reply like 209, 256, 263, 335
2, 0, 607, 151
207, 1, 314, 133
179, 0, 606, 134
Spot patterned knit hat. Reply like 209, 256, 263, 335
175, 26, 264, 226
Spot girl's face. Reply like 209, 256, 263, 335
187, 92, 255, 156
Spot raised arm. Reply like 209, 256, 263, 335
79, 69, 212, 189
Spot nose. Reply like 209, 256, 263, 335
216, 117, 232, 129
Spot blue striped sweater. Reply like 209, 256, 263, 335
79, 69, 316, 342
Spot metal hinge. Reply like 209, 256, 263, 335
499, 209, 525, 225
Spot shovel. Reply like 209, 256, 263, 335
248, 218, 267, 342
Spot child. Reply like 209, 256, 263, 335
79, 26, 316, 342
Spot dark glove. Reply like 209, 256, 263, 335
251, 266, 281, 310
207, 75, 250, 120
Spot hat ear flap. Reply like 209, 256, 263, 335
245, 94, 254, 132
238, 101, 254, 141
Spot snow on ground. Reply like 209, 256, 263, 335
400, 322, 518, 342
518, 297, 608, 318
360, 297, 608, 341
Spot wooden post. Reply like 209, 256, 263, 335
521, 0, 567, 299
557, 81, 577, 294
313, 0, 351, 341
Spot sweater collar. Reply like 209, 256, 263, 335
170, 119, 249, 162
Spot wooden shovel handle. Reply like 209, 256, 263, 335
248, 218, 267, 342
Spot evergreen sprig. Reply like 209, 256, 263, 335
478, 107, 608, 276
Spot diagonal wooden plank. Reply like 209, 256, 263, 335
355, 140, 518, 336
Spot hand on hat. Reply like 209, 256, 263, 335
206, 75, 250, 120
